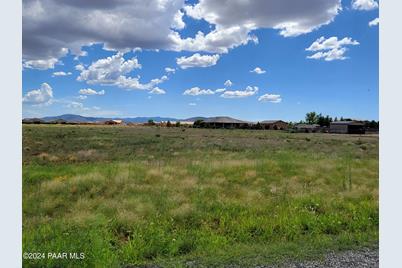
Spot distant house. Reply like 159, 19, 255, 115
104, 119, 123, 125
295, 124, 320, 133
330, 121, 365, 134
260, 120, 288, 130
178, 121, 194, 126
203, 116, 250, 129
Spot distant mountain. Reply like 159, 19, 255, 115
25, 114, 224, 124
41, 114, 108, 123
38, 114, 183, 123
121, 117, 181, 123
184, 117, 208, 122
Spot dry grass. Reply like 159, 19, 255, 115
22, 125, 378, 267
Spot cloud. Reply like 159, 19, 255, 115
67, 101, 84, 109
165, 67, 176, 73
78, 88, 105, 95
224, 80, 233, 87
77, 95, 87, 100
22, 0, 185, 62
149, 87, 166, 95
250, 67, 266, 74
307, 48, 349, 61
369, 18, 379, 27
215, 88, 226, 93
66, 101, 100, 111
75, 64, 85, 71
171, 10, 185, 30
188, 102, 197, 106
220, 86, 258, 98
77, 52, 141, 83
77, 52, 168, 90
23, 0, 342, 64
258, 93, 282, 103
23, 58, 60, 70
169, 26, 258, 54
176, 53, 220, 69
183, 87, 215, 96
351, 0, 378, 10
52, 71, 72, 77
306, 36, 359, 51
184, 0, 341, 38
306, 36, 359, 61
22, 83, 53, 105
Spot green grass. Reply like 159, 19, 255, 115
22, 125, 378, 267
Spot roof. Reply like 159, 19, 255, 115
260, 120, 287, 124
203, 116, 250, 124
331, 121, 364, 126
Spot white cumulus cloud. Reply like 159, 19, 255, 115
77, 52, 168, 91
250, 67, 266, 74
171, 10, 186, 30
23, 83, 54, 105
224, 80, 233, 87
169, 26, 258, 54
165, 67, 176, 73
52, 71, 72, 77
177, 53, 220, 69
23, 58, 60, 70
352, 0, 378, 10
369, 18, 379, 27
215, 88, 226, 93
149, 87, 166, 95
258, 93, 282, 103
77, 52, 141, 83
183, 87, 215, 96
306, 36, 359, 61
78, 88, 105, 95
75, 64, 85, 71
220, 86, 258, 98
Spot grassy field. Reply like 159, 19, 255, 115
22, 125, 378, 267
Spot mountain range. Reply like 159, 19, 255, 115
36, 114, 207, 123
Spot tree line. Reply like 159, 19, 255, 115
301, 112, 379, 128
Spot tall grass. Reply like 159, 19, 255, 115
22, 125, 378, 267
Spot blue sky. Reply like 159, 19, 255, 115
22, 0, 379, 121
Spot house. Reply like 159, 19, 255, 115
294, 124, 321, 133
202, 116, 250, 129
104, 119, 123, 125
178, 121, 194, 126
260, 120, 288, 130
330, 121, 365, 134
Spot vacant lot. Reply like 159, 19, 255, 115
22, 125, 378, 267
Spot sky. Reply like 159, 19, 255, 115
22, 0, 379, 122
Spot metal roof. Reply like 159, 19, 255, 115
331, 121, 364, 126
260, 120, 287, 124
